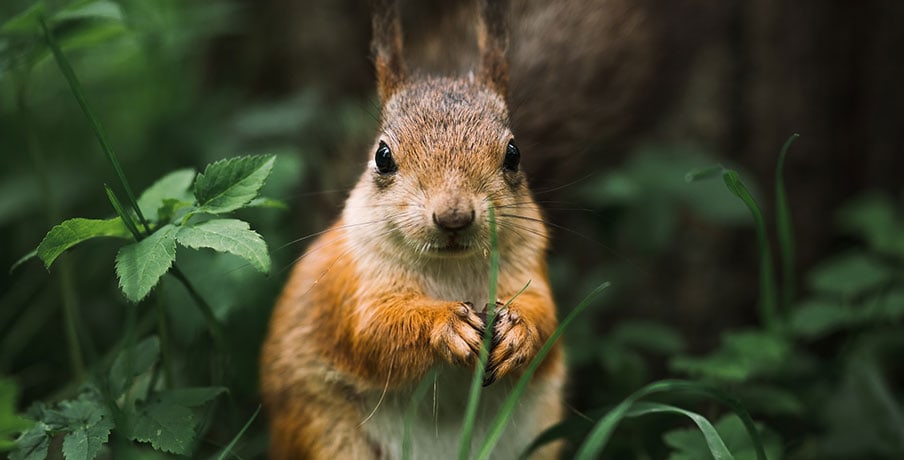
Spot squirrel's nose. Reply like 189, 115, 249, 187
433, 207, 475, 231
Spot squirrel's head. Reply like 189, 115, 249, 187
342, 0, 545, 264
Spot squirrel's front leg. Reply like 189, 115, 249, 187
348, 292, 485, 386
484, 287, 558, 385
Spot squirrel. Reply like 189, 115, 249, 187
260, 0, 563, 458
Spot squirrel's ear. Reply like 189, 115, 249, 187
372, 0, 406, 103
477, 0, 510, 97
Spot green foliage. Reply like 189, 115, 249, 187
193, 155, 276, 215
664, 414, 782, 460
36, 217, 131, 269
0, 379, 32, 452
670, 331, 790, 383
24, 154, 276, 302
115, 224, 177, 302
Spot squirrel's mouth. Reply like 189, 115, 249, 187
423, 235, 477, 257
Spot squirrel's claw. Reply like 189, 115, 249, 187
482, 305, 538, 386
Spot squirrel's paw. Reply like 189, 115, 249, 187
484, 305, 540, 386
430, 302, 485, 366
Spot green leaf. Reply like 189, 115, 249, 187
36, 217, 132, 269
10, 423, 51, 460
125, 399, 195, 455
722, 169, 779, 332
788, 299, 853, 339
0, 379, 32, 452
670, 331, 790, 383
193, 155, 275, 214
862, 288, 904, 321
1, 3, 46, 35
57, 398, 113, 460
572, 380, 767, 460
733, 385, 804, 417
175, 219, 270, 274
837, 192, 904, 258
664, 414, 781, 460
136, 169, 196, 222
109, 336, 160, 396
115, 225, 177, 302
627, 402, 733, 460
154, 387, 226, 408
807, 252, 892, 299
52, 0, 124, 23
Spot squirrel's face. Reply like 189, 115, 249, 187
349, 76, 546, 261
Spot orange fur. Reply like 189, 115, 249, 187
260, 1, 564, 458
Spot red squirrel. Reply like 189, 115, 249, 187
260, 0, 563, 457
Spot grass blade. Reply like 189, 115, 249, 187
458, 204, 500, 460
105, 185, 142, 241
215, 405, 261, 460
722, 170, 779, 332
478, 282, 610, 460
41, 17, 150, 235
775, 133, 799, 311
402, 369, 439, 460
574, 379, 766, 460
625, 402, 733, 460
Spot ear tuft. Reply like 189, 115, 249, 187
371, 0, 406, 103
477, 0, 510, 97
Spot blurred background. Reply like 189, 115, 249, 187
2, 0, 903, 458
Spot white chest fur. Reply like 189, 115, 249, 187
361, 366, 546, 460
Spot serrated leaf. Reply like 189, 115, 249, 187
136, 169, 196, 222
807, 252, 892, 299
176, 219, 270, 273
57, 398, 113, 460
193, 155, 275, 214
36, 217, 132, 269
126, 400, 195, 455
109, 336, 160, 396
10, 423, 50, 460
115, 225, 177, 302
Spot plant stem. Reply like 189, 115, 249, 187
17, 80, 86, 381
775, 133, 800, 312
170, 266, 226, 350
40, 17, 151, 235
155, 296, 174, 388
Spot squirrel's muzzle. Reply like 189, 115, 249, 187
432, 205, 475, 232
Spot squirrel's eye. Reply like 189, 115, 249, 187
375, 141, 397, 174
503, 139, 520, 172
